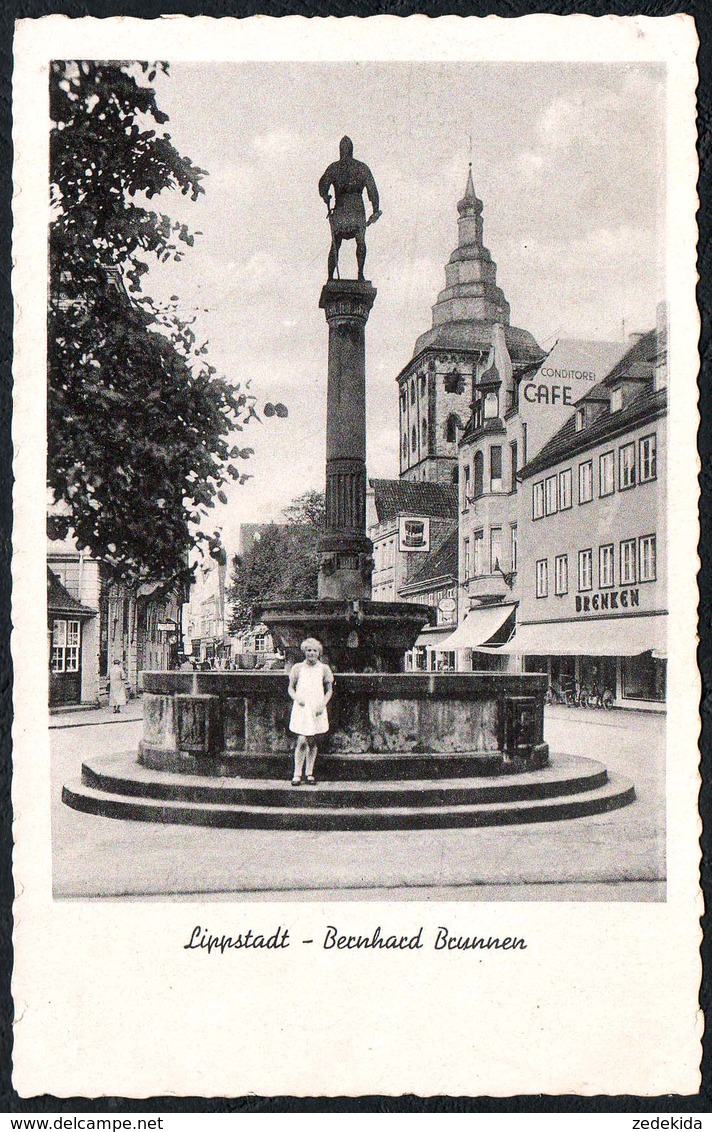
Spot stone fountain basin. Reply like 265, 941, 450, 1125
139, 671, 549, 776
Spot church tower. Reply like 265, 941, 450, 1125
397, 165, 543, 483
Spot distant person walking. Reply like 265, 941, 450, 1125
288, 638, 333, 786
109, 658, 127, 714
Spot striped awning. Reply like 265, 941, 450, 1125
438, 603, 517, 651
479, 613, 667, 658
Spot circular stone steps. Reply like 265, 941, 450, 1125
62, 752, 636, 830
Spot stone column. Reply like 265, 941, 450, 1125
318, 278, 377, 601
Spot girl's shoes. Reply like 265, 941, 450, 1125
306, 776, 317, 786
291, 778, 302, 787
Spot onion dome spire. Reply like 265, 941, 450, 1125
457, 162, 483, 219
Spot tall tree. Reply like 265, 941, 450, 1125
228, 491, 325, 631
48, 60, 285, 583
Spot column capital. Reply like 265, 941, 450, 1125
319, 279, 377, 323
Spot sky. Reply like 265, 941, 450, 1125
141, 61, 666, 550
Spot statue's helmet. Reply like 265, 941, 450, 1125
339, 135, 354, 159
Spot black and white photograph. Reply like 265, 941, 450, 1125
11, 13, 701, 1099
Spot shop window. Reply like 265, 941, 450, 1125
599, 544, 614, 589
622, 654, 666, 702
510, 441, 518, 493
473, 451, 484, 498
490, 446, 503, 492
51, 619, 80, 673
578, 461, 593, 504
639, 534, 657, 582
578, 548, 593, 591
639, 434, 657, 482
510, 524, 518, 573
473, 530, 484, 576
599, 451, 615, 497
559, 468, 572, 510
545, 474, 557, 515
619, 442, 636, 489
554, 554, 568, 595
620, 538, 637, 585
489, 527, 502, 573
533, 480, 545, 519
535, 559, 548, 598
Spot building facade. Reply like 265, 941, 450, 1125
369, 479, 458, 602
510, 319, 667, 710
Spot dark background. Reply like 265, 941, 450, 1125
0, 0, 708, 1114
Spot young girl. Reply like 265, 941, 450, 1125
287, 638, 334, 786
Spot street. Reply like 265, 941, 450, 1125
51, 702, 666, 902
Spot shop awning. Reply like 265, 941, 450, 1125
413, 627, 457, 649
479, 613, 667, 658
438, 603, 517, 651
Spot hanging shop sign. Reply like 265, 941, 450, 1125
398, 516, 430, 553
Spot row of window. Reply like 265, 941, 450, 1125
463, 524, 517, 580
535, 535, 657, 598
532, 434, 657, 519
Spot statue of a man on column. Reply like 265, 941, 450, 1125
318, 136, 381, 281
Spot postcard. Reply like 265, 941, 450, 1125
11, 13, 701, 1097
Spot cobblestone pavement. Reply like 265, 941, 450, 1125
51, 705, 666, 901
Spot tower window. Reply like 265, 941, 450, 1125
411, 425, 417, 453
421, 417, 428, 447
445, 415, 458, 444
444, 369, 464, 395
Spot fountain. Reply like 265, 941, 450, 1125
62, 139, 635, 830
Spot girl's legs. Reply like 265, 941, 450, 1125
305, 740, 318, 781
292, 735, 308, 783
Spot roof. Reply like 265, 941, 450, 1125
411, 322, 545, 365
370, 479, 459, 523
47, 567, 96, 617
402, 525, 459, 590
519, 329, 667, 480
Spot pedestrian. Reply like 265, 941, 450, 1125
287, 637, 333, 786
109, 657, 127, 714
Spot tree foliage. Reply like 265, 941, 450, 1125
48, 60, 285, 583
228, 491, 325, 631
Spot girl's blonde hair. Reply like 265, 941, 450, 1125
300, 637, 323, 656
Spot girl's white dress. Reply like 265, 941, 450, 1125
289, 660, 333, 736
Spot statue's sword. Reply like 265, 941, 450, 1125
326, 204, 340, 280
